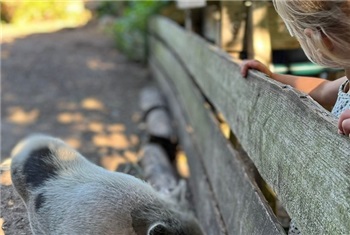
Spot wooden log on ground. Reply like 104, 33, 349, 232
140, 85, 174, 141
139, 144, 178, 194
140, 86, 166, 114
146, 108, 174, 141
140, 86, 177, 160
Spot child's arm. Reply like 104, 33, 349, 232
240, 60, 346, 107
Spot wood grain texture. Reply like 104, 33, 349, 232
149, 16, 350, 234
149, 39, 285, 234
150, 61, 225, 235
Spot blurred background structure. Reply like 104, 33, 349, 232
1, 1, 177, 61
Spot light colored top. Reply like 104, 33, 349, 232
331, 80, 350, 118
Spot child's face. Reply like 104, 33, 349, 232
303, 29, 333, 51
299, 27, 349, 69
274, 0, 350, 68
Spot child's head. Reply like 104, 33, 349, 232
273, 0, 350, 68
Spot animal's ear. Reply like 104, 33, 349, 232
147, 223, 169, 235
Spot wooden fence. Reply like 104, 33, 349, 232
148, 16, 350, 235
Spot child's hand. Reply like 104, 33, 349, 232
240, 60, 273, 78
338, 109, 350, 136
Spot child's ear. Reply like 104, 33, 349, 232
304, 28, 334, 51
321, 34, 334, 51
303, 28, 314, 39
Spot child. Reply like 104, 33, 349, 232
240, 0, 350, 234
241, 0, 350, 137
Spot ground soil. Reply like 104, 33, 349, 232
1, 21, 153, 235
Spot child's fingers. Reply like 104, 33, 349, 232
240, 60, 260, 77
240, 60, 250, 77
338, 109, 350, 135
341, 119, 350, 136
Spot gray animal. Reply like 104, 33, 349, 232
10, 135, 203, 235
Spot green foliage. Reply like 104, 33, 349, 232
95, 2, 123, 18
112, 0, 169, 62
1, 1, 85, 24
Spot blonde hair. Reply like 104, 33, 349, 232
273, 0, 350, 68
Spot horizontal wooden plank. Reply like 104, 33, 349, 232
149, 36, 285, 234
150, 60, 224, 235
149, 16, 350, 234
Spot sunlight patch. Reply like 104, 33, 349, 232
123, 151, 138, 163
0, 170, 12, 186
57, 112, 83, 124
100, 154, 126, 171
107, 124, 125, 133
6, 107, 39, 125
81, 98, 105, 111
86, 58, 116, 71
88, 122, 105, 133
93, 133, 130, 149
64, 137, 81, 149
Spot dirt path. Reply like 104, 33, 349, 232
1, 21, 152, 234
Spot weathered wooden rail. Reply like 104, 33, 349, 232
148, 16, 350, 235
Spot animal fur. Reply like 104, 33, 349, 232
10, 135, 203, 235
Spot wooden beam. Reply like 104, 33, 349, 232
148, 16, 350, 234
149, 35, 285, 235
